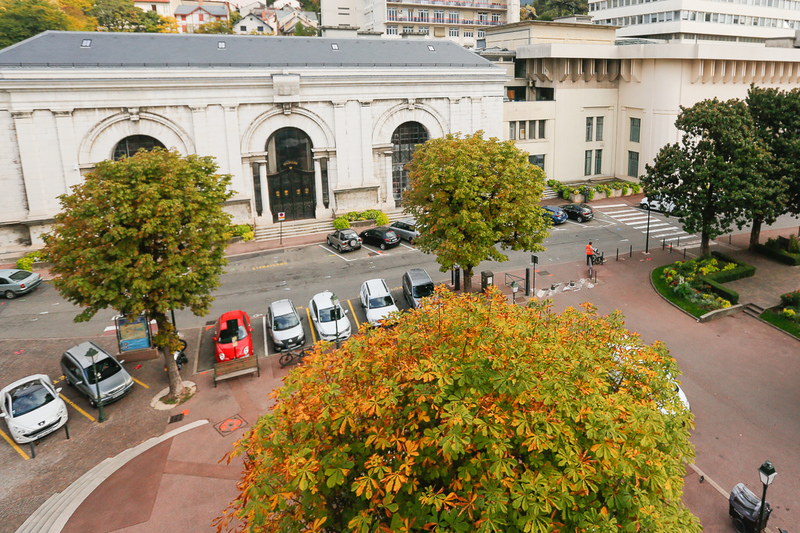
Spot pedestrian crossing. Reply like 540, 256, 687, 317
591, 203, 714, 250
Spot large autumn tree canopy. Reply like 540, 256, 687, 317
219, 289, 699, 533
404, 131, 550, 292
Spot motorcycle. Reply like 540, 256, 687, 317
172, 334, 188, 370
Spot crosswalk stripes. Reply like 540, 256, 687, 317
592, 204, 714, 249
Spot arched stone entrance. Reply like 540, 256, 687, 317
266, 127, 316, 223
391, 121, 429, 203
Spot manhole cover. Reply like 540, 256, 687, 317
167, 413, 184, 424
537, 270, 551, 277
215, 415, 247, 436
368, 252, 380, 257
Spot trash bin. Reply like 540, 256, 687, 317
729, 483, 771, 533
481, 271, 493, 292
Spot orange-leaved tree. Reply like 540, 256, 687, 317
217, 288, 699, 532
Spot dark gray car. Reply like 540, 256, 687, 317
60, 341, 134, 407
0, 269, 42, 299
402, 268, 435, 309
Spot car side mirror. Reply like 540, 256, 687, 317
56, 388, 62, 393
119, 359, 125, 364
0, 413, 6, 418
213, 336, 217, 341
344, 310, 349, 315
75, 381, 84, 386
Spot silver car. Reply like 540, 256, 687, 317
267, 299, 306, 351
0, 269, 42, 299
60, 342, 134, 407
389, 218, 419, 243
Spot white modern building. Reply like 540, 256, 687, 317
482, 20, 800, 182
0, 32, 504, 253
588, 0, 800, 43
321, 0, 521, 47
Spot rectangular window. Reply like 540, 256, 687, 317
586, 117, 594, 142
449, 27, 459, 36
478, 12, 488, 22
403, 26, 414, 33
240, 25, 246, 31
257, 25, 263, 31
464, 30, 473, 37
387, 25, 398, 35
387, 7, 397, 20
509, 121, 516, 140
491, 13, 500, 22
595, 149, 603, 174
420, 26, 429, 34
528, 120, 537, 139
538, 119, 546, 139
529, 154, 545, 169
596, 116, 604, 141
199, 14, 204, 21
519, 122, 526, 140
628, 151, 640, 178
449, 11, 459, 22
514, 60, 526, 79
478, 30, 485, 38
419, 9, 429, 21
434, 10, 444, 22
585, 150, 592, 175
630, 117, 641, 142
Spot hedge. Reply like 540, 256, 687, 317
753, 243, 800, 266
700, 277, 740, 305
706, 251, 757, 282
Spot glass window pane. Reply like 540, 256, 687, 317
392, 121, 428, 202
630, 117, 641, 143
596, 116, 604, 141
595, 149, 602, 174
586, 117, 593, 142
112, 135, 165, 161
539, 119, 546, 139
628, 151, 639, 177
585, 150, 592, 175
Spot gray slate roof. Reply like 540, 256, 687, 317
0, 31, 496, 69
174, 5, 229, 16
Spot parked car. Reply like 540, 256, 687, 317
402, 268, 435, 309
542, 205, 568, 225
640, 195, 675, 213
213, 310, 253, 362
389, 218, 419, 243
60, 342, 134, 407
0, 269, 42, 299
0, 374, 68, 444
359, 226, 400, 250
327, 229, 362, 253
562, 203, 594, 222
267, 299, 305, 352
359, 279, 400, 326
309, 291, 351, 343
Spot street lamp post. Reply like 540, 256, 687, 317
85, 347, 107, 423
757, 460, 777, 532
331, 293, 341, 350
511, 281, 519, 305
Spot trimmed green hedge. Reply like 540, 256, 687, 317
753, 243, 800, 265
706, 251, 756, 282
701, 278, 740, 305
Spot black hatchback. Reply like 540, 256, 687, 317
359, 227, 401, 250
562, 203, 594, 223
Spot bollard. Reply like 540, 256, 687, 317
525, 267, 531, 296
670, 243, 673, 253
662, 239, 666, 251
629, 245, 632, 258
29, 442, 36, 459
729, 234, 732, 244
65, 423, 70, 440
616, 248, 619, 261
684, 248, 687, 259
677, 236, 681, 247
454, 268, 461, 291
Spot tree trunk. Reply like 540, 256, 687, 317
463, 266, 474, 293
749, 217, 763, 250
700, 232, 710, 256
153, 313, 185, 401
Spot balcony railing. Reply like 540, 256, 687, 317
388, 15, 504, 24
387, 0, 508, 10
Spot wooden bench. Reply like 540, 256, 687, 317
213, 354, 260, 387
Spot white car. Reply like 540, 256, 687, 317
640, 195, 675, 213
359, 279, 400, 326
267, 299, 306, 351
309, 291, 351, 343
1, 374, 68, 444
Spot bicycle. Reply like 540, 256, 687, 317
279, 347, 311, 367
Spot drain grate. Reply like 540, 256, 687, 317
368, 252, 380, 257
168, 413, 184, 424
537, 270, 551, 277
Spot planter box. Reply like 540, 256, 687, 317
350, 219, 376, 229
568, 193, 585, 203
698, 304, 743, 323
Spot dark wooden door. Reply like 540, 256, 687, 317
268, 168, 316, 223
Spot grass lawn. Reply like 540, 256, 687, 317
759, 309, 800, 339
651, 265, 708, 318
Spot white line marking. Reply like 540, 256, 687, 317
399, 242, 416, 250
620, 217, 650, 223
592, 203, 628, 208
612, 213, 649, 220
103, 325, 116, 333
262, 315, 268, 357
601, 210, 639, 216
648, 227, 684, 235
632, 222, 670, 229
317, 244, 356, 262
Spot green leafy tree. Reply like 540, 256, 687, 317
59, 0, 97, 30
745, 85, 800, 249
89, 0, 141, 31
520, 4, 537, 20
217, 290, 699, 532
404, 131, 549, 293
197, 19, 235, 34
43, 149, 234, 400
642, 98, 766, 255
532, 0, 587, 20
292, 21, 318, 36
139, 9, 176, 32
0, 0, 70, 49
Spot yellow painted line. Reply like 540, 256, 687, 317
60, 394, 96, 423
252, 262, 287, 270
306, 307, 317, 343
348, 299, 360, 329
0, 428, 29, 460
132, 377, 149, 389
52, 376, 65, 385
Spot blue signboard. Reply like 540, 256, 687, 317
116, 314, 152, 352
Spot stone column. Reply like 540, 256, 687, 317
12, 111, 50, 218
332, 101, 350, 189
313, 156, 326, 219
359, 100, 373, 187
384, 149, 395, 210
224, 106, 244, 197
53, 110, 82, 191
189, 105, 208, 155
259, 161, 271, 225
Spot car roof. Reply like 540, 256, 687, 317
406, 268, 432, 283
0, 374, 51, 396
543, 205, 562, 212
64, 341, 113, 367
0, 269, 34, 277
363, 278, 389, 295
311, 291, 335, 307
397, 217, 416, 224
219, 310, 247, 322
270, 299, 296, 316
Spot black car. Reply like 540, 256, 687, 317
562, 203, 594, 222
359, 227, 401, 250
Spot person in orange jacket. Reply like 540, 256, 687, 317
586, 241, 594, 265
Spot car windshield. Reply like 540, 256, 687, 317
341, 231, 357, 239
9, 271, 31, 281
318, 305, 342, 323
274, 312, 300, 331
219, 319, 248, 344
10, 382, 55, 417
412, 283, 435, 298
369, 295, 394, 309
86, 358, 123, 385
386, 231, 398, 239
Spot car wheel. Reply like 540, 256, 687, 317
336, 243, 342, 252
642, 204, 650, 210
4, 290, 16, 299
380, 242, 386, 250
577, 215, 584, 223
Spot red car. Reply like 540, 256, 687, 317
213, 310, 253, 362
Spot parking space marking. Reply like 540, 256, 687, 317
306, 307, 317, 344
60, 394, 96, 422
592, 203, 627, 208
399, 242, 416, 250
132, 377, 149, 389
52, 376, 65, 385
262, 315, 269, 357
318, 244, 356, 262
251, 262, 287, 270
348, 299, 360, 330
0, 428, 29, 460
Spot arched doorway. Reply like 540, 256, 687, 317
391, 121, 428, 203
112, 135, 165, 161
266, 127, 316, 222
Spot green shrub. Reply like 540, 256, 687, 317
621, 184, 629, 195
546, 179, 559, 188
233, 224, 253, 237
241, 231, 255, 241
586, 188, 595, 201
789, 235, 800, 254
700, 277, 739, 305
376, 212, 389, 226
753, 243, 800, 265
345, 211, 361, 222
16, 252, 39, 271
780, 290, 800, 308
333, 217, 350, 230
632, 184, 641, 194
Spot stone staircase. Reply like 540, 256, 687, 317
743, 302, 765, 319
253, 209, 409, 242
542, 186, 558, 200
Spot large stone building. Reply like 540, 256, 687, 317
0, 32, 505, 254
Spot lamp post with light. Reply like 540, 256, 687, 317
511, 281, 519, 305
331, 293, 341, 350
757, 460, 776, 532
85, 347, 107, 423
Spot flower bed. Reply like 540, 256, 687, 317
762, 289, 800, 338
753, 235, 800, 266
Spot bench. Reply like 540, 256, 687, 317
213, 354, 260, 387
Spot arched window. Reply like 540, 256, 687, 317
266, 127, 313, 174
112, 135, 165, 161
391, 122, 428, 202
